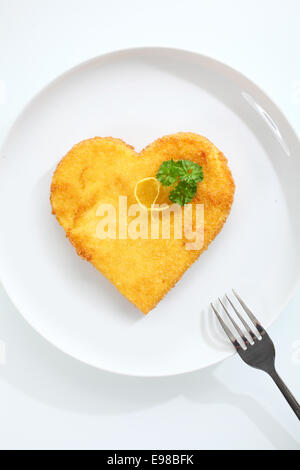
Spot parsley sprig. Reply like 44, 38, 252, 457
156, 159, 204, 206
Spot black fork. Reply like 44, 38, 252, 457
211, 290, 300, 421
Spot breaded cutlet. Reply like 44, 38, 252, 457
51, 133, 235, 313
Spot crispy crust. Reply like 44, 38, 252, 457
51, 133, 235, 313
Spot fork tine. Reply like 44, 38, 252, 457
218, 298, 249, 346
225, 294, 257, 342
232, 290, 265, 336
211, 303, 244, 351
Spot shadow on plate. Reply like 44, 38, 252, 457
0, 283, 298, 450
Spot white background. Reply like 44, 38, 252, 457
0, 0, 300, 450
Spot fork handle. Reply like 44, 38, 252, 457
269, 369, 300, 420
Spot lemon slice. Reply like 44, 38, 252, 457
134, 177, 171, 211
155, 184, 172, 206
134, 177, 159, 210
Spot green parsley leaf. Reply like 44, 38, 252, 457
156, 159, 203, 206
169, 181, 197, 206
156, 160, 179, 186
177, 160, 204, 185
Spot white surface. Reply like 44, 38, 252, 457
0, 0, 299, 449
2, 48, 300, 377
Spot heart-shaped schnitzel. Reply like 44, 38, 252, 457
50, 132, 235, 313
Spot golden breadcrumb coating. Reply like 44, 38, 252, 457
50, 133, 235, 313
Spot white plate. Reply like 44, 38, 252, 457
0, 47, 300, 377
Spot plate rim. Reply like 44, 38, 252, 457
0, 46, 300, 377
